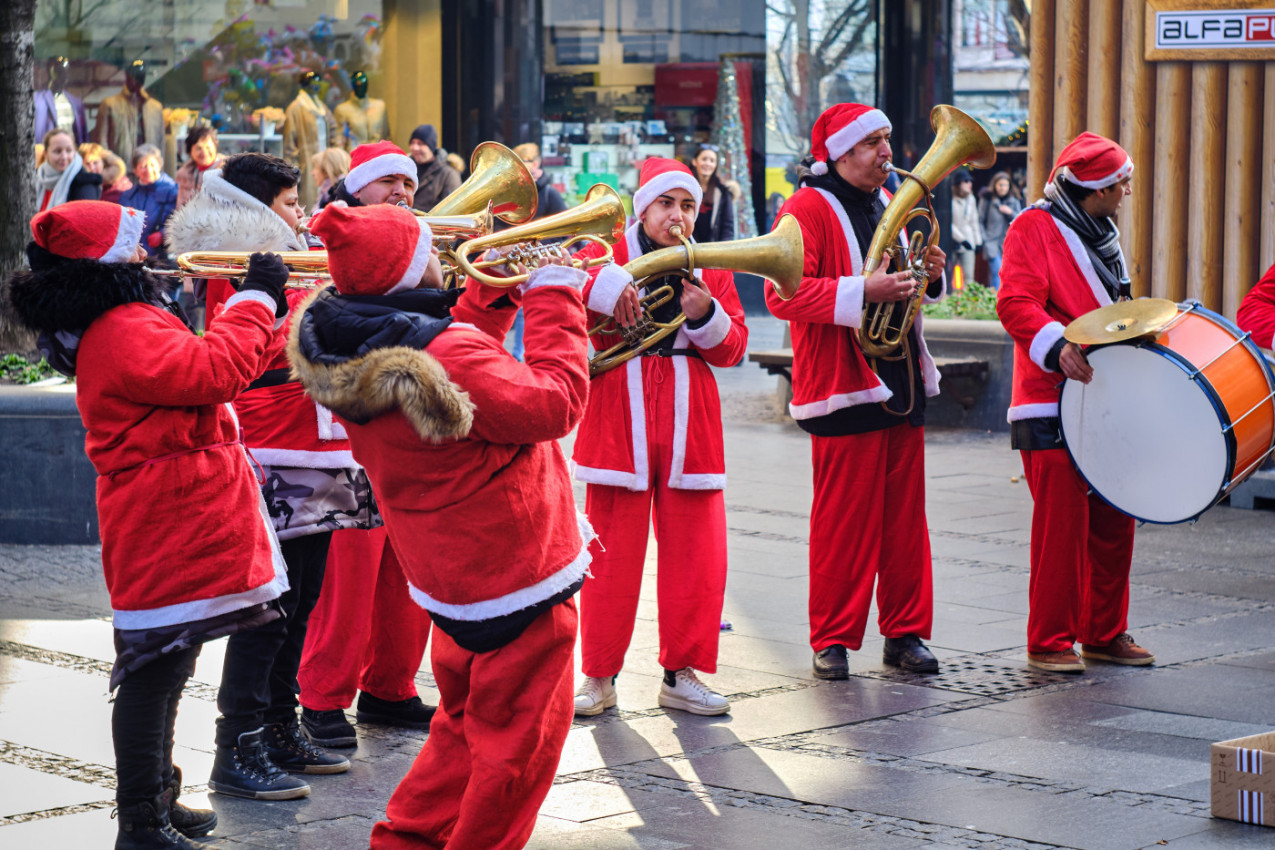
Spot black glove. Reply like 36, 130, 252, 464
239, 252, 290, 318
959, 240, 974, 252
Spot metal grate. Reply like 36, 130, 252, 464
854, 656, 1078, 696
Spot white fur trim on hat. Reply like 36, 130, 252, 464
632, 172, 703, 219
387, 217, 434, 295
103, 206, 145, 263
825, 108, 891, 162
344, 152, 418, 196
1051, 158, 1134, 190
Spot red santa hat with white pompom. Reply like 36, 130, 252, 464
808, 103, 892, 176
343, 140, 418, 196
309, 203, 434, 296
631, 157, 703, 219
30, 201, 146, 263
1046, 131, 1133, 193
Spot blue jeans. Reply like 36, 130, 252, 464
988, 255, 1003, 290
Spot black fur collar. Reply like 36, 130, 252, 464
7, 245, 172, 335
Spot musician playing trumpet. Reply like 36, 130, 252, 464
571, 157, 749, 717
767, 103, 946, 680
996, 132, 1154, 674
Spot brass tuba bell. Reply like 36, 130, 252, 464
589, 215, 804, 376
859, 104, 996, 357
429, 141, 539, 225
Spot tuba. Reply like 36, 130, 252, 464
450, 184, 627, 287
424, 140, 539, 228
589, 214, 804, 376
859, 104, 996, 357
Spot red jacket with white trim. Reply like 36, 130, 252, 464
996, 206, 1115, 422
572, 224, 748, 491
1237, 261, 1275, 349
764, 186, 941, 420
76, 296, 287, 630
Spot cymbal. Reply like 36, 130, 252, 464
1064, 299, 1179, 345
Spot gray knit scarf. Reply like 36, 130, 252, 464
1041, 178, 1130, 300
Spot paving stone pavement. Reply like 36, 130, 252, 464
1, 316, 1273, 849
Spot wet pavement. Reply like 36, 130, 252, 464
1, 316, 1273, 849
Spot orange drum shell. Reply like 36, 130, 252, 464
1152, 309, 1275, 488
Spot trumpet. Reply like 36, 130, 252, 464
150, 251, 330, 289
450, 184, 627, 287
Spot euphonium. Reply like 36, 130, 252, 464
428, 141, 538, 225
859, 104, 996, 357
451, 184, 626, 287
589, 214, 805, 376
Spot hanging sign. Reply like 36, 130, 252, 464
1146, 1, 1275, 60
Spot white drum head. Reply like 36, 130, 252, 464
1059, 343, 1228, 523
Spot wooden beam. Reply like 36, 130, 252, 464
1054, 0, 1089, 154
1186, 63, 1226, 307
1262, 63, 1275, 276
1151, 62, 1190, 302
1087, 0, 1122, 140
1028, 0, 1057, 200
1223, 63, 1264, 317
1119, 0, 1156, 298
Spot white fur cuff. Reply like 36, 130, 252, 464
587, 263, 635, 315
684, 298, 730, 349
833, 275, 865, 328
226, 289, 278, 318
1030, 321, 1066, 371
523, 263, 588, 292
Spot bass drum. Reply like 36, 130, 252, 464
1059, 302, 1275, 524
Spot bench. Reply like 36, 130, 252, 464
747, 349, 990, 410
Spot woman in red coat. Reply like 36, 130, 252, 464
7, 201, 288, 849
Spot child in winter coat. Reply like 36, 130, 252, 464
6, 200, 290, 849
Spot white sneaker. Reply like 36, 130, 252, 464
573, 676, 617, 717
658, 668, 730, 716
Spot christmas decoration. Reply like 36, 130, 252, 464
710, 57, 757, 240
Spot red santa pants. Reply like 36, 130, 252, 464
579, 359, 728, 678
298, 526, 431, 711
369, 599, 577, 850
808, 423, 933, 652
1020, 448, 1134, 653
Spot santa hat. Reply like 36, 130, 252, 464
809, 103, 891, 176
30, 201, 145, 264
632, 157, 703, 219
344, 140, 418, 196
309, 203, 433, 296
1047, 132, 1133, 191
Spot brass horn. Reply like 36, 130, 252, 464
429, 141, 538, 225
859, 104, 996, 357
589, 214, 804, 376
451, 184, 626, 288
151, 251, 331, 289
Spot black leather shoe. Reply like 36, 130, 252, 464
813, 644, 850, 680
356, 693, 435, 730
882, 635, 939, 673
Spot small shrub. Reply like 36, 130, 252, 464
1, 353, 59, 384
922, 281, 999, 320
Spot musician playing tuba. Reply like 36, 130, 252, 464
767, 103, 947, 680
570, 157, 749, 718
996, 132, 1154, 674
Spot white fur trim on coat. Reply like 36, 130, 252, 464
833, 276, 866, 328
250, 447, 357, 469
683, 298, 731, 349
632, 172, 703, 219
104, 207, 146, 263
344, 152, 417, 195
825, 109, 891, 162
666, 330, 726, 490
316, 405, 348, 441
1008, 401, 1060, 422
165, 170, 305, 256
1030, 321, 1066, 371
1047, 212, 1115, 309
226, 289, 279, 317
587, 262, 634, 314
789, 384, 893, 420
388, 217, 434, 295
525, 263, 588, 292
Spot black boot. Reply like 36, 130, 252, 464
882, 635, 940, 673
163, 766, 216, 838
356, 693, 435, 730
114, 798, 212, 849
209, 728, 310, 800
263, 720, 351, 774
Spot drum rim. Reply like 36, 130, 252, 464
1059, 334, 1233, 525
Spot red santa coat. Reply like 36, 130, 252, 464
76, 295, 288, 630
289, 271, 591, 621
572, 224, 748, 490
996, 206, 1115, 421
1237, 261, 1275, 349
764, 186, 941, 419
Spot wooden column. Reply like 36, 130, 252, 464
1054, 0, 1089, 154
382, 0, 444, 149
1223, 63, 1263, 317
1186, 64, 1226, 307
1027, 0, 1057, 199
1087, 0, 1122, 141
1119, 0, 1156, 298
1151, 63, 1190, 302
1262, 63, 1275, 276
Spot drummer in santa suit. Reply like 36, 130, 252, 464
570, 157, 749, 717
1236, 260, 1275, 347
996, 131, 1155, 673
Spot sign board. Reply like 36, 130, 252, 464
1147, 0, 1275, 59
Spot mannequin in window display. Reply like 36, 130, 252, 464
333, 71, 389, 150
283, 71, 337, 209
93, 60, 164, 166
35, 57, 89, 145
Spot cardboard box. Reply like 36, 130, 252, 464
1212, 732, 1275, 826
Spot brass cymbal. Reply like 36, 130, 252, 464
1063, 298, 1179, 345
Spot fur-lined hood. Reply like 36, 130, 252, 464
286, 290, 474, 443
165, 170, 305, 256
7, 251, 168, 336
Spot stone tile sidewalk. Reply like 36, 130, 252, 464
2, 317, 1273, 849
